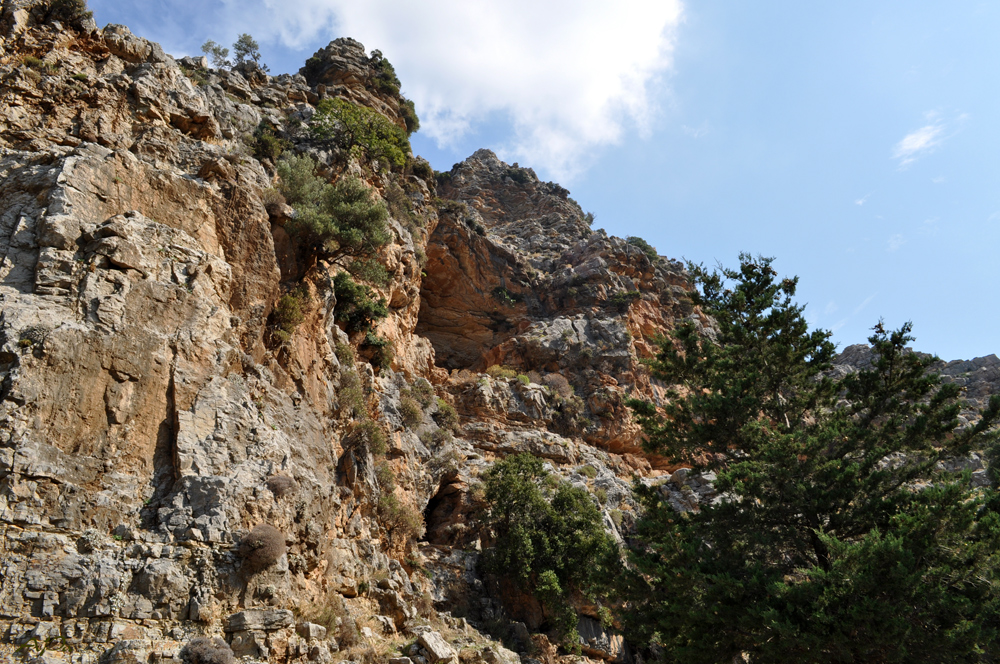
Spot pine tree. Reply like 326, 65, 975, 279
625, 254, 1000, 663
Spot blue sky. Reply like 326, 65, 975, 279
88, 1, 1000, 361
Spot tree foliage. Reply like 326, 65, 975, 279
276, 154, 390, 262
311, 98, 410, 170
481, 454, 620, 644
233, 33, 268, 71
625, 254, 1000, 663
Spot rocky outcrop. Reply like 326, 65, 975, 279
2, 3, 995, 664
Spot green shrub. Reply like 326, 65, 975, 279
625, 236, 658, 261
610, 509, 623, 529
432, 397, 459, 431
492, 287, 523, 307
486, 365, 519, 380
606, 290, 641, 312
407, 379, 435, 409
338, 369, 366, 418
419, 427, 453, 448
375, 461, 396, 491
384, 181, 420, 230
272, 287, 307, 342
410, 158, 433, 181
399, 394, 422, 428
335, 342, 356, 365
333, 272, 388, 334
247, 119, 288, 162
377, 493, 425, 545
349, 419, 387, 456
362, 331, 393, 371
311, 98, 409, 171
277, 156, 390, 261
72, 72, 88, 82
481, 454, 620, 645
594, 488, 608, 505
578, 465, 597, 479
516, 374, 530, 386
48, 0, 93, 25
368, 49, 401, 96
399, 98, 420, 135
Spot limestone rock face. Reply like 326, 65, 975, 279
2, 5, 995, 664
420, 148, 709, 460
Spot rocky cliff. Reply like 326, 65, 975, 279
0, 4, 995, 664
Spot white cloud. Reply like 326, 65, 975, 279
222, 0, 684, 180
892, 111, 966, 168
887, 233, 905, 252
854, 192, 871, 206
893, 122, 944, 167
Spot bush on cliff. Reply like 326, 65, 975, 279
332, 271, 388, 335
181, 637, 234, 664
624, 254, 1000, 663
481, 453, 620, 646
277, 155, 390, 263
47, 0, 93, 26
239, 524, 286, 574
311, 98, 409, 171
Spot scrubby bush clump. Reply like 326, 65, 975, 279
47, 0, 93, 26
266, 474, 298, 498
347, 419, 388, 456
276, 155, 390, 262
377, 493, 425, 546
399, 394, 422, 428
271, 286, 308, 343
181, 637, 234, 664
625, 236, 659, 261
239, 524, 286, 573
333, 272, 388, 335
311, 98, 410, 171
432, 397, 459, 431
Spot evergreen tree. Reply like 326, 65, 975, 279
625, 254, 1000, 663
232, 33, 268, 72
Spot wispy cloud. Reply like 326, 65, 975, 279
887, 234, 906, 252
832, 293, 877, 332
854, 192, 872, 206
682, 121, 709, 138
892, 111, 966, 168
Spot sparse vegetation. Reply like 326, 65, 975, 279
377, 493, 425, 546
247, 119, 287, 163
271, 286, 308, 343
578, 465, 597, 479
492, 286, 523, 307
337, 369, 366, 418
626, 235, 659, 261
606, 290, 641, 312
47, 0, 93, 26
399, 394, 423, 428
362, 330, 393, 371
405, 378, 435, 409
542, 373, 573, 399
486, 365, 519, 380
239, 524, 286, 573
432, 397, 459, 431
201, 40, 232, 69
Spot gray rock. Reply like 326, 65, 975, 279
418, 631, 457, 663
